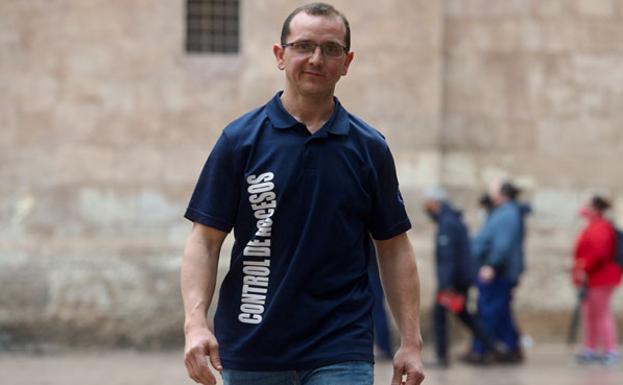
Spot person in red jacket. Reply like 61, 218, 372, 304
572, 195, 622, 365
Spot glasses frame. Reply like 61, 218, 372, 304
282, 40, 349, 58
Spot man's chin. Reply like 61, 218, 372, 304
298, 83, 335, 98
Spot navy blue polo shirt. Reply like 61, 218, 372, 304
185, 92, 411, 371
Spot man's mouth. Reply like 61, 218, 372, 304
303, 71, 324, 77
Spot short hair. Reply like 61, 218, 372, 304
500, 181, 521, 201
591, 195, 611, 212
479, 193, 494, 212
280, 2, 351, 51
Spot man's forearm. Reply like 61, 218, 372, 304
181, 226, 225, 332
376, 235, 423, 347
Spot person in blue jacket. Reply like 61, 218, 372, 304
423, 188, 498, 367
467, 180, 530, 364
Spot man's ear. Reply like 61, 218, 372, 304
341, 51, 354, 76
273, 43, 286, 70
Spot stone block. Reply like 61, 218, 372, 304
575, 0, 616, 17
532, 189, 586, 230
0, 256, 47, 323
51, 145, 118, 184
575, 21, 623, 53
479, 165, 511, 185
442, 152, 478, 187
532, 0, 570, 19
78, 187, 183, 230
0, 189, 36, 241
162, 145, 212, 186
78, 187, 137, 226
445, 0, 531, 17
536, 118, 617, 155
40, 254, 183, 347
571, 54, 623, 91
395, 151, 442, 190
541, 20, 582, 52
0, 105, 17, 147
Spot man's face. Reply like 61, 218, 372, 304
273, 12, 354, 99
423, 200, 440, 221
488, 181, 504, 206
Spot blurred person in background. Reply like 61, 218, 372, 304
368, 256, 394, 361
465, 181, 530, 364
478, 193, 495, 218
423, 188, 498, 367
572, 195, 622, 366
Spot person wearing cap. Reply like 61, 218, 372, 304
466, 180, 530, 364
423, 188, 497, 367
180, 3, 425, 385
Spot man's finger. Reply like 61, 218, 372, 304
184, 353, 200, 383
193, 351, 217, 385
390, 364, 404, 385
405, 370, 425, 385
208, 341, 223, 372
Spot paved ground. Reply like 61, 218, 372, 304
1, 344, 621, 385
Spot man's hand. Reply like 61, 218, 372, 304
184, 327, 222, 385
479, 265, 495, 283
391, 344, 425, 385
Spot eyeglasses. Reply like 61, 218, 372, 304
282, 41, 348, 58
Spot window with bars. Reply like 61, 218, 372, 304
186, 0, 240, 54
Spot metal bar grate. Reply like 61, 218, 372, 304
186, 0, 239, 54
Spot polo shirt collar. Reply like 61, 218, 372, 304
266, 91, 350, 136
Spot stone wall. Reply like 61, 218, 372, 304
1, 0, 621, 349
0, 0, 246, 348
0, 0, 445, 349
440, 0, 623, 322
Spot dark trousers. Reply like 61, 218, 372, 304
434, 286, 497, 361
472, 277, 520, 354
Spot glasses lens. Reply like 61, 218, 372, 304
292, 42, 315, 54
286, 41, 345, 57
321, 43, 344, 57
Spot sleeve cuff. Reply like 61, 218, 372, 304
184, 207, 233, 233
370, 219, 412, 241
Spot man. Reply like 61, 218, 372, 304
422, 188, 497, 367
468, 180, 529, 363
181, 3, 425, 385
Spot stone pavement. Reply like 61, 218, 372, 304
1, 344, 621, 385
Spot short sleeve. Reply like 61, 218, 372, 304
184, 132, 240, 232
368, 144, 412, 240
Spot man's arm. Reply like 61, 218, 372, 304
471, 218, 497, 283
181, 222, 228, 385
375, 232, 425, 385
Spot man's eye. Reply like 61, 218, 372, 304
295, 42, 315, 51
323, 44, 341, 55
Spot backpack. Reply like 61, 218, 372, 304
614, 226, 623, 268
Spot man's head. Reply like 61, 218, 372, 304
422, 187, 447, 221
273, 3, 354, 99
488, 180, 520, 207
280, 3, 351, 52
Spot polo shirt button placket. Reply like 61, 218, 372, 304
303, 138, 317, 173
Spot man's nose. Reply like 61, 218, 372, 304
308, 46, 324, 63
